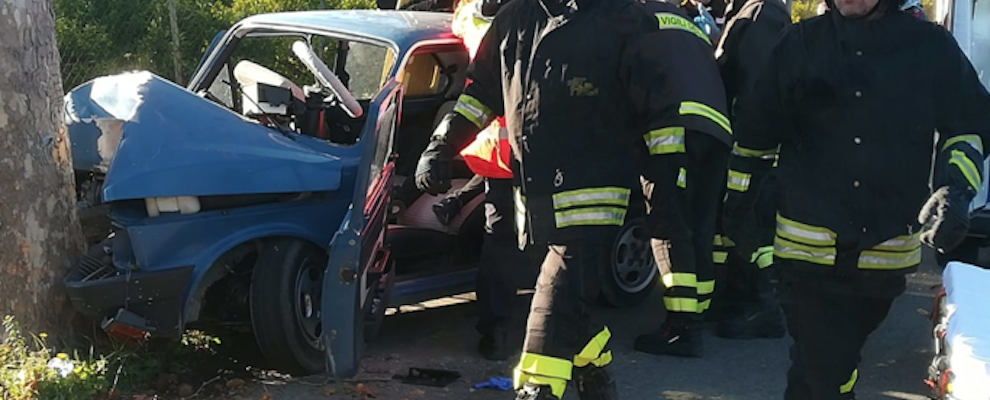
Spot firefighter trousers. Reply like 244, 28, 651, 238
476, 178, 539, 336
647, 133, 729, 325
514, 230, 618, 399
779, 263, 907, 400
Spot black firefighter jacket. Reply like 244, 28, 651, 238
728, 9, 990, 276
433, 0, 731, 246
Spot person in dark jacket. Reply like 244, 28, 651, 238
720, 0, 990, 397
413, 0, 730, 396
707, 0, 791, 339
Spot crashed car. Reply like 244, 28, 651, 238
63, 10, 658, 376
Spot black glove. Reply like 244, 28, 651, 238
415, 141, 454, 195
721, 193, 759, 260
919, 186, 973, 254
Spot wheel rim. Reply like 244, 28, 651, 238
294, 256, 324, 349
612, 222, 657, 294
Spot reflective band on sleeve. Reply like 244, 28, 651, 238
677, 167, 687, 189
752, 246, 774, 269
872, 233, 922, 252
552, 187, 631, 210
664, 297, 698, 313
554, 207, 626, 228
713, 251, 728, 264
839, 369, 858, 394
774, 236, 836, 266
453, 94, 494, 128
644, 127, 686, 155
858, 248, 921, 270
727, 170, 751, 192
696, 298, 712, 313
943, 134, 984, 155
696, 280, 715, 296
662, 272, 698, 289
574, 328, 612, 368
949, 149, 982, 190
655, 12, 712, 45
680, 101, 732, 135
732, 143, 778, 159
776, 214, 837, 246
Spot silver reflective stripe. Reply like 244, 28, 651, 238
554, 207, 626, 228
645, 134, 685, 149
776, 214, 836, 246
859, 248, 921, 270
454, 94, 493, 128
552, 188, 630, 210
514, 188, 526, 235
774, 241, 836, 265
727, 170, 750, 192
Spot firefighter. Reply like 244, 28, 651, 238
414, 0, 729, 396
720, 0, 990, 396
630, 0, 732, 359
707, 0, 791, 339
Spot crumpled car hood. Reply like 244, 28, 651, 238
64, 71, 344, 202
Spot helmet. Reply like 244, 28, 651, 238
452, 0, 495, 58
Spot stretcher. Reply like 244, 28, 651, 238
926, 261, 990, 400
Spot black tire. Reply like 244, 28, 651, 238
599, 217, 658, 308
250, 238, 328, 376
934, 236, 983, 270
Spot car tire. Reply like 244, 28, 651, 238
934, 237, 983, 270
250, 238, 328, 375
599, 217, 658, 308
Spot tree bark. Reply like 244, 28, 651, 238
0, 0, 85, 337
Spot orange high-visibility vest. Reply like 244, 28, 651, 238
452, 0, 513, 178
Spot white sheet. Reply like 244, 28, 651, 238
942, 261, 990, 400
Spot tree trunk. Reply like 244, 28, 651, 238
0, 0, 85, 337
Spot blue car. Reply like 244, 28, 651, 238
63, 9, 658, 377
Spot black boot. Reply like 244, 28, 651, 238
432, 196, 463, 226
515, 384, 560, 400
574, 366, 619, 400
478, 326, 510, 361
633, 322, 702, 358
716, 267, 786, 339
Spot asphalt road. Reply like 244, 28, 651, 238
246, 249, 952, 400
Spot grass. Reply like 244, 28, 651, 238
0, 316, 228, 400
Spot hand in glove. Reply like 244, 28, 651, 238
918, 186, 973, 254
415, 141, 454, 195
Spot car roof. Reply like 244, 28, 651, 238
238, 10, 459, 51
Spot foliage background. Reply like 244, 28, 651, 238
53, 0, 936, 91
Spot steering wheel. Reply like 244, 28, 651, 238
291, 40, 364, 119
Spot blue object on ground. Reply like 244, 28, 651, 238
473, 376, 513, 391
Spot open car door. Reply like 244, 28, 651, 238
321, 79, 401, 378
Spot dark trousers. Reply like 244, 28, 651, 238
524, 231, 616, 364
476, 178, 536, 335
780, 263, 907, 400
648, 133, 729, 324
715, 173, 780, 307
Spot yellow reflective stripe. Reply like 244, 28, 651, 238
516, 352, 573, 380
513, 369, 568, 398
727, 169, 751, 192
713, 251, 728, 264
752, 246, 774, 269
872, 233, 922, 252
773, 236, 836, 266
677, 167, 687, 189
680, 101, 732, 135
554, 207, 626, 228
949, 149, 981, 190
943, 134, 984, 155
552, 187, 631, 210
664, 297, 698, 312
574, 328, 612, 368
655, 12, 711, 45
644, 127, 686, 155
732, 143, 778, 159
589, 350, 613, 367
776, 214, 837, 247
696, 299, 712, 313
662, 272, 697, 289
858, 248, 921, 270
839, 369, 858, 394
697, 280, 715, 296
453, 94, 493, 128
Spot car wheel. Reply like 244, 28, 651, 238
599, 217, 658, 308
250, 238, 327, 375
934, 237, 983, 270
364, 259, 395, 342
